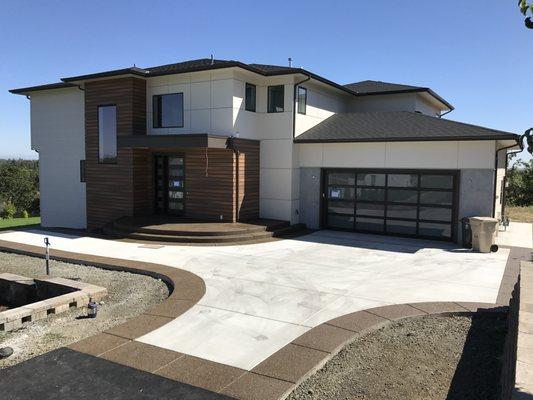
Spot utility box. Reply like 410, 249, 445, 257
469, 217, 499, 253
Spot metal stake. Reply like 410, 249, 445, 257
44, 237, 51, 275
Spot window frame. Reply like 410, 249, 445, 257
97, 104, 117, 164
153, 92, 184, 129
267, 85, 285, 113
80, 160, 86, 182
297, 86, 307, 115
244, 82, 256, 112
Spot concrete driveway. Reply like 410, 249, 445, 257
0, 229, 510, 370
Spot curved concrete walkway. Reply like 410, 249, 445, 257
0, 229, 514, 372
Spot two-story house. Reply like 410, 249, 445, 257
10, 58, 519, 243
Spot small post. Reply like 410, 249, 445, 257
44, 237, 51, 275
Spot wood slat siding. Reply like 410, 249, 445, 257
85, 78, 147, 230
185, 148, 236, 221
84, 76, 260, 228
234, 139, 260, 221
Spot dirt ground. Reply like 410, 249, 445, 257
288, 313, 508, 400
0, 251, 168, 368
506, 206, 533, 223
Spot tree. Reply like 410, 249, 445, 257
506, 159, 533, 206
0, 160, 39, 217
519, 0, 533, 28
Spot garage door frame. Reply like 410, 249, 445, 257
320, 168, 460, 242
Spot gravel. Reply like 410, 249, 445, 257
0, 251, 169, 368
288, 313, 508, 400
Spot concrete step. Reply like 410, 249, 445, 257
111, 219, 290, 237
103, 223, 307, 245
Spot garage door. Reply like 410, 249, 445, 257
323, 169, 458, 241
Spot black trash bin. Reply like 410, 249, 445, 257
461, 217, 472, 248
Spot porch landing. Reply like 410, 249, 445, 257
103, 216, 307, 245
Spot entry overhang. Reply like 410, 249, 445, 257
117, 134, 229, 149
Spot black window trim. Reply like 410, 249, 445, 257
97, 104, 117, 164
297, 86, 307, 115
244, 82, 256, 112
153, 92, 185, 129
267, 84, 285, 113
80, 160, 86, 182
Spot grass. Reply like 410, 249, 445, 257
506, 206, 533, 223
0, 217, 41, 231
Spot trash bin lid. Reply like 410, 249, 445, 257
469, 216, 498, 223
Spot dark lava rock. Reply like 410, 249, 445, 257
0, 347, 14, 359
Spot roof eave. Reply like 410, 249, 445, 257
9, 82, 78, 96
354, 88, 454, 111
61, 67, 148, 83
294, 134, 519, 144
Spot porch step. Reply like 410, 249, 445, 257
110, 216, 290, 237
102, 218, 307, 245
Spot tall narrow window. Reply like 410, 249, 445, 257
153, 93, 184, 128
98, 105, 117, 163
80, 160, 86, 182
245, 83, 256, 112
297, 86, 307, 115
267, 85, 284, 113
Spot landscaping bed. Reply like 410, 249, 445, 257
288, 313, 508, 400
506, 205, 533, 223
0, 251, 168, 368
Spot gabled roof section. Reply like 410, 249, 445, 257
344, 80, 453, 111
294, 111, 518, 143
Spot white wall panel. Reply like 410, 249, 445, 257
30, 89, 86, 229
298, 141, 496, 170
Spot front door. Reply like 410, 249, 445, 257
154, 155, 185, 216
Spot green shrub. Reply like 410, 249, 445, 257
1, 201, 16, 219
22, 210, 29, 219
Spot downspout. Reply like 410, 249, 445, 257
492, 138, 522, 218
292, 73, 311, 138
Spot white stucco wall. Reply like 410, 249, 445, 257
146, 69, 236, 136
349, 92, 443, 116
294, 82, 348, 137
297, 140, 496, 170
30, 88, 86, 228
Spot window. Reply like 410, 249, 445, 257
245, 83, 256, 112
153, 93, 184, 128
98, 105, 117, 163
80, 160, 86, 182
297, 86, 307, 114
267, 85, 284, 113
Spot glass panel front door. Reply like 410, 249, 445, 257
154, 155, 185, 216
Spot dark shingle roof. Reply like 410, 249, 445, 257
294, 111, 518, 143
344, 80, 453, 110
344, 80, 425, 94
9, 59, 449, 109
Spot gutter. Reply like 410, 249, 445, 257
492, 137, 523, 218
292, 73, 311, 139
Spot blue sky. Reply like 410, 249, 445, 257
1, 0, 531, 161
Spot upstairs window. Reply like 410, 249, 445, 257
245, 83, 256, 112
98, 105, 117, 164
153, 93, 184, 128
297, 86, 307, 115
267, 85, 284, 113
